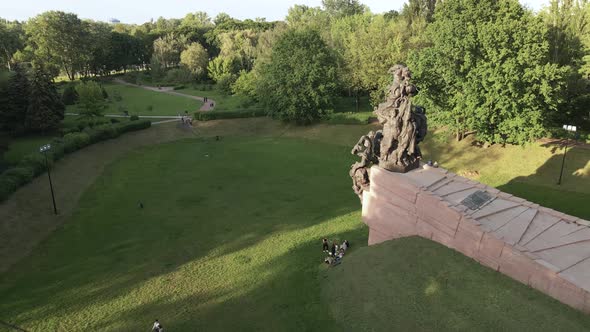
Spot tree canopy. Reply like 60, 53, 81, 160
257, 29, 338, 124
409, 0, 568, 144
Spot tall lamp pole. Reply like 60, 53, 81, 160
40, 144, 58, 215
557, 125, 577, 186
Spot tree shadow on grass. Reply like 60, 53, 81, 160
0, 137, 365, 330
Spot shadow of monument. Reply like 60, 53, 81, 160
497, 145, 590, 220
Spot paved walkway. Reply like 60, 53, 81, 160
65, 113, 184, 125
113, 79, 215, 111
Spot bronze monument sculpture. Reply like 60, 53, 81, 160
350, 65, 427, 198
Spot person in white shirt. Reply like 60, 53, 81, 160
152, 319, 161, 331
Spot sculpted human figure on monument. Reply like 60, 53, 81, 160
349, 64, 427, 198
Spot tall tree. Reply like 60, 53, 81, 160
152, 33, 187, 68
75, 81, 106, 117
409, 0, 568, 144
25, 67, 64, 132
258, 29, 338, 124
180, 42, 208, 77
0, 19, 25, 70
1, 65, 29, 131
26, 11, 89, 80
322, 0, 367, 18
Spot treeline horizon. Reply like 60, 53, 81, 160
1, 0, 589, 144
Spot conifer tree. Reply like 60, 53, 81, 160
25, 67, 64, 133
1, 65, 29, 132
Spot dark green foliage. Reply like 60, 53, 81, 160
101, 86, 108, 99
110, 118, 120, 124
17, 152, 46, 175
322, 0, 366, 17
84, 124, 118, 143
258, 29, 338, 124
25, 67, 65, 133
1, 66, 29, 132
173, 85, 185, 90
129, 115, 139, 121
61, 83, 78, 105
193, 109, 266, 121
409, 0, 568, 145
63, 132, 91, 152
115, 119, 151, 131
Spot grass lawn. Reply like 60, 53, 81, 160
1, 133, 589, 331
178, 87, 261, 112
67, 82, 203, 116
323, 236, 590, 331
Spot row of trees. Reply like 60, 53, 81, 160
1, 0, 589, 143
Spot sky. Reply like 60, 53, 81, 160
0, 0, 549, 24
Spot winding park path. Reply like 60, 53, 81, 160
113, 79, 216, 112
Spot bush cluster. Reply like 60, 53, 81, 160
194, 109, 267, 121
0, 119, 151, 202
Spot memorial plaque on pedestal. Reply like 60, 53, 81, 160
461, 190, 493, 210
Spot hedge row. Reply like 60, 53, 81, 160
0, 119, 151, 202
323, 112, 375, 125
194, 109, 267, 121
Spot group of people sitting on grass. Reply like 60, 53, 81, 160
323, 238, 350, 266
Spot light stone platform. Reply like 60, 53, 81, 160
362, 165, 590, 313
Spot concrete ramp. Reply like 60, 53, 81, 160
363, 166, 590, 313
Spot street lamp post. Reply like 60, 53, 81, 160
557, 125, 577, 186
40, 144, 58, 215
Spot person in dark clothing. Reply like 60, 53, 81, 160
322, 238, 329, 252
330, 242, 336, 256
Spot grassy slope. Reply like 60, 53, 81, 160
0, 137, 365, 331
67, 82, 203, 116
2, 136, 589, 331
323, 237, 590, 331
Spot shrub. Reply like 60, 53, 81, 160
194, 109, 267, 121
84, 124, 118, 143
130, 115, 139, 121
323, 112, 374, 125
112, 90, 123, 102
164, 68, 193, 84
110, 118, 120, 124
101, 86, 109, 99
146, 105, 153, 112
18, 153, 47, 176
173, 85, 185, 90
49, 138, 66, 160
2, 167, 35, 185
62, 84, 79, 105
0, 174, 21, 201
63, 132, 91, 153
116, 119, 151, 132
